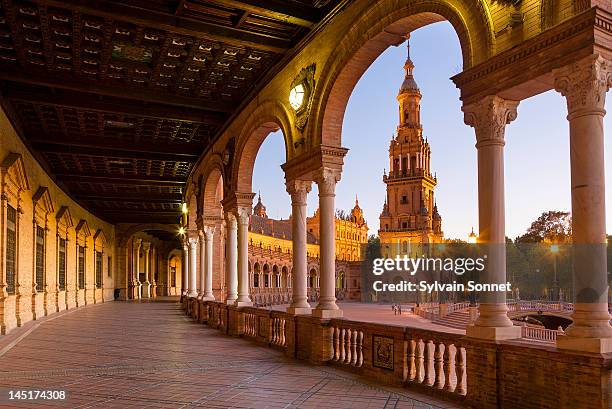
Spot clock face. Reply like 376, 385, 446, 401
289, 83, 305, 110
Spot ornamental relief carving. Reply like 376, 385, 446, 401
462, 95, 519, 145
554, 55, 612, 114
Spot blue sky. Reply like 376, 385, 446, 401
252, 22, 611, 240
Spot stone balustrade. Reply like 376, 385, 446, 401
521, 325, 563, 343
186, 298, 612, 409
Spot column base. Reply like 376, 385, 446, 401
287, 306, 312, 315
557, 335, 612, 353
202, 295, 215, 301
312, 308, 343, 319
235, 301, 252, 307
187, 291, 198, 298
466, 324, 521, 340
226, 298, 237, 306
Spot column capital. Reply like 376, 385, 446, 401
313, 167, 341, 197
462, 95, 519, 148
286, 179, 312, 204
225, 211, 238, 229
235, 206, 251, 225
554, 54, 612, 118
202, 225, 216, 240
222, 191, 256, 213
188, 236, 198, 246
181, 239, 189, 250
142, 241, 151, 252
134, 238, 142, 248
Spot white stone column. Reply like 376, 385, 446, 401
313, 168, 342, 318
151, 247, 157, 298
142, 242, 151, 298
287, 180, 312, 315
236, 207, 252, 306
203, 226, 215, 300
133, 238, 142, 299
225, 212, 238, 304
554, 54, 612, 353
198, 229, 206, 299
463, 95, 521, 340
181, 240, 189, 297
188, 236, 198, 298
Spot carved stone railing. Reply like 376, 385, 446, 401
182, 297, 612, 408
330, 321, 364, 367
239, 307, 288, 349
521, 325, 563, 343
446, 302, 471, 314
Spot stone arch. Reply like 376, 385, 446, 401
231, 100, 293, 194
312, 0, 494, 148
118, 224, 179, 247
200, 154, 226, 219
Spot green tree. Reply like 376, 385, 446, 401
515, 210, 571, 243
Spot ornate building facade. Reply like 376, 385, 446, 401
379, 42, 443, 257
247, 194, 367, 305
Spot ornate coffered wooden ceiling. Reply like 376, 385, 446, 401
0, 0, 343, 224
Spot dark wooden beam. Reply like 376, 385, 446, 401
0, 71, 234, 112
3, 86, 226, 125
44, 0, 290, 53
187, 0, 319, 27
56, 173, 186, 186
73, 192, 183, 203
34, 140, 200, 162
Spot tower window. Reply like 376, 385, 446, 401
401, 196, 408, 204
402, 222, 408, 229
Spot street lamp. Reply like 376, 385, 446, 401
550, 244, 560, 301
467, 227, 478, 306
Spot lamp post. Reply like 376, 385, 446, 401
550, 244, 559, 302
467, 227, 478, 306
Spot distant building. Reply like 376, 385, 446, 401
247, 194, 368, 305
379, 40, 443, 258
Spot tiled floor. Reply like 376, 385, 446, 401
0, 301, 462, 408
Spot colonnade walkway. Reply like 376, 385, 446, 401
0, 301, 459, 409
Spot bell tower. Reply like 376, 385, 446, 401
379, 38, 443, 256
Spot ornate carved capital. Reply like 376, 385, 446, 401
203, 225, 216, 240
313, 168, 341, 197
188, 236, 198, 246
286, 179, 312, 205
142, 241, 151, 252
462, 95, 518, 148
225, 211, 238, 230
554, 54, 612, 117
235, 206, 251, 225
134, 238, 142, 249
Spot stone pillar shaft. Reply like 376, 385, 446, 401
554, 54, 612, 353
287, 180, 312, 315
236, 208, 252, 306
203, 226, 215, 300
182, 241, 188, 296
188, 237, 198, 298
225, 213, 238, 304
463, 95, 520, 340
313, 169, 342, 318
198, 231, 206, 299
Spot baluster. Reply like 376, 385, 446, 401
351, 330, 358, 366
280, 319, 286, 346
333, 327, 340, 361
423, 341, 432, 385
357, 331, 363, 367
339, 329, 346, 362
456, 346, 466, 395
344, 329, 352, 364
408, 339, 416, 381
443, 344, 454, 392
434, 342, 444, 389
415, 339, 424, 383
